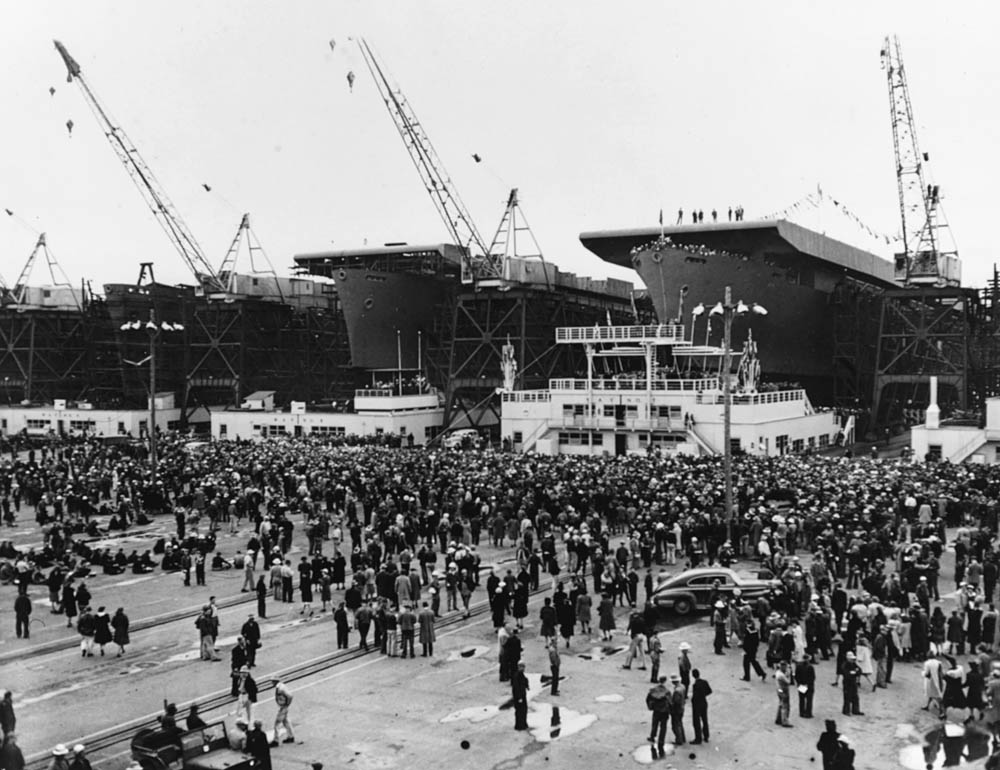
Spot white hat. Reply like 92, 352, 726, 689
73, 745, 86, 754
679, 642, 692, 651
52, 745, 69, 756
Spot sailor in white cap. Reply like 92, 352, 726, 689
70, 744, 91, 770
50, 744, 70, 770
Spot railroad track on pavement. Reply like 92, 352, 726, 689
23, 574, 566, 770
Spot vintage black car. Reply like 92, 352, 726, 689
131, 720, 253, 770
651, 567, 778, 616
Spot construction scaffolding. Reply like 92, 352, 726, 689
427, 284, 633, 430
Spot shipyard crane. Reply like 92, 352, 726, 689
880, 36, 959, 287
53, 41, 226, 293
216, 213, 283, 300
10, 233, 80, 309
353, 38, 502, 284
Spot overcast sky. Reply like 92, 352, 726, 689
1, 2, 997, 292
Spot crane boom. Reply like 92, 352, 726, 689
880, 35, 959, 286
354, 39, 502, 283
54, 40, 225, 292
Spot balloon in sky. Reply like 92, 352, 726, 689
347, 71, 355, 92
329, 39, 336, 53
66, 119, 74, 136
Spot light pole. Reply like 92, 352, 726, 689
121, 308, 183, 478
708, 286, 766, 543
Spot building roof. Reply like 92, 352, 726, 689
244, 390, 276, 400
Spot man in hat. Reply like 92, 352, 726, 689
711, 600, 727, 655
645, 675, 670, 756
270, 681, 294, 747
195, 606, 218, 661
741, 621, 767, 681
678, 642, 692, 695
511, 661, 530, 731
245, 720, 270, 770
839, 651, 867, 716
241, 615, 261, 668
0, 732, 24, 770
69, 745, 91, 770
795, 654, 816, 718
774, 660, 792, 727
816, 720, 842, 770
235, 666, 257, 725
228, 719, 248, 751
668, 674, 687, 746
49, 744, 70, 770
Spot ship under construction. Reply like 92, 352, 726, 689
3, 36, 1000, 442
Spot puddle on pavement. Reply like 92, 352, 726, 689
898, 721, 994, 769
596, 694, 624, 703
632, 743, 676, 764
577, 645, 626, 661
447, 646, 489, 661
443, 673, 545, 722
441, 705, 501, 724
527, 703, 597, 743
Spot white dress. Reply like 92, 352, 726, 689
855, 643, 874, 676
923, 657, 944, 700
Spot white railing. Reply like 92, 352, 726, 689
555, 324, 686, 343
355, 388, 395, 398
549, 377, 717, 392
502, 390, 552, 403
696, 389, 806, 406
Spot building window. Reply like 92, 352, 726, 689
775, 435, 789, 455
219, 424, 228, 437
730, 437, 741, 453
591, 432, 603, 446
625, 405, 638, 416
792, 438, 804, 453
27, 419, 49, 430
927, 444, 942, 461
818, 434, 829, 448
513, 431, 523, 443
117, 421, 126, 434
603, 405, 614, 417
311, 426, 345, 436
69, 420, 95, 432
807, 436, 816, 449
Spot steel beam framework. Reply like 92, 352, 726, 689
871, 287, 982, 429
427, 286, 632, 430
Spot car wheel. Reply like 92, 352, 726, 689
673, 597, 693, 616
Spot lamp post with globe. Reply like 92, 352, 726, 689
120, 309, 184, 478
708, 286, 767, 542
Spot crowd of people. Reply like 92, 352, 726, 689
5, 432, 1000, 766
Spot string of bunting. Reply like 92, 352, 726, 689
760, 188, 901, 246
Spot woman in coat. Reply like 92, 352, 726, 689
576, 588, 593, 636
598, 593, 616, 641
93, 606, 113, 656
930, 606, 947, 655
512, 582, 529, 630
255, 576, 268, 619
557, 595, 575, 648
62, 582, 77, 628
331, 551, 346, 590
111, 607, 130, 656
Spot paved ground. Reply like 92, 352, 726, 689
0, 508, 985, 770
